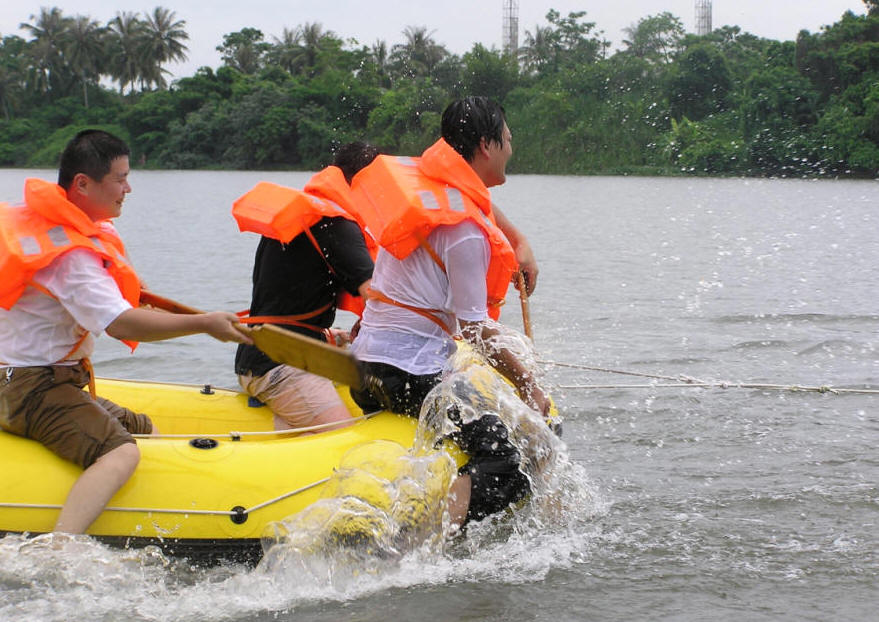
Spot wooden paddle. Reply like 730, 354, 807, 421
139, 290, 364, 390
516, 272, 533, 341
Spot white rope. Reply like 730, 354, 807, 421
540, 359, 707, 384
556, 382, 879, 395
541, 360, 879, 395
244, 477, 330, 514
0, 477, 331, 517
131, 413, 373, 440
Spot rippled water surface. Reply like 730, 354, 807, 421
1, 169, 877, 621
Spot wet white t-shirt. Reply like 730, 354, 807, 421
0, 248, 132, 366
351, 220, 490, 375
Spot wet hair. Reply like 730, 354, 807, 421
57, 129, 130, 190
333, 141, 380, 183
440, 97, 507, 162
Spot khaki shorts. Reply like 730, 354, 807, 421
0, 364, 153, 469
239, 364, 345, 428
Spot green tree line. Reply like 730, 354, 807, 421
1, 2, 878, 177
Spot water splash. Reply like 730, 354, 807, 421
258, 439, 456, 580
0, 331, 603, 621
256, 332, 598, 587
418, 340, 566, 504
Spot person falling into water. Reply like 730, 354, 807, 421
349, 96, 550, 527
233, 143, 379, 432
0, 129, 251, 534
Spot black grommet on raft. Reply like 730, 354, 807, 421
200, 384, 214, 395
190, 438, 218, 450
230, 506, 248, 524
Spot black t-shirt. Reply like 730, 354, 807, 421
234, 216, 373, 376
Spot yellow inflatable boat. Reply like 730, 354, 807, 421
0, 377, 426, 564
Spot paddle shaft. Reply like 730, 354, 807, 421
517, 272, 533, 341
140, 290, 203, 315
138, 290, 365, 390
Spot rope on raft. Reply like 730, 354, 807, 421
0, 413, 390, 516
539, 359, 879, 396
0, 477, 331, 517
130, 412, 374, 440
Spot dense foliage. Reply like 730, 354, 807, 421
1, 3, 878, 176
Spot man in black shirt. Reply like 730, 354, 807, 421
234, 143, 377, 432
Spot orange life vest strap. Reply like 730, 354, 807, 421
303, 224, 342, 280
80, 357, 97, 400
414, 232, 446, 273
414, 233, 506, 314
26, 280, 54, 299
366, 287, 452, 335
236, 302, 334, 341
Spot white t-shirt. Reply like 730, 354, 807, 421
351, 220, 490, 375
0, 248, 133, 366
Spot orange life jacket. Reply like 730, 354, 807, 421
351, 138, 517, 322
0, 178, 141, 351
231, 166, 375, 318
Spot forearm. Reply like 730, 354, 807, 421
106, 307, 215, 342
493, 205, 523, 247
493, 205, 538, 295
461, 320, 547, 414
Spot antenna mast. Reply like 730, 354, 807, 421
695, 0, 713, 36
503, 0, 519, 56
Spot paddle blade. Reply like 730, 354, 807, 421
249, 324, 364, 391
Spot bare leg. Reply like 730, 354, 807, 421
54, 443, 140, 534
448, 474, 472, 527
274, 404, 353, 434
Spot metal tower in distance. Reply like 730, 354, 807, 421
503, 0, 519, 56
695, 0, 713, 35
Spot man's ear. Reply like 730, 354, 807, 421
477, 136, 492, 160
70, 172, 91, 198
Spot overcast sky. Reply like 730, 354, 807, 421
1, 1, 869, 78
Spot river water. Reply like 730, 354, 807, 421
0, 169, 877, 621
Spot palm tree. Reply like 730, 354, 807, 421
20, 7, 70, 96
0, 62, 20, 120
141, 7, 189, 88
519, 24, 556, 75
0, 35, 26, 119
107, 11, 147, 94
370, 39, 391, 87
64, 15, 106, 107
392, 26, 448, 79
299, 22, 329, 73
269, 27, 304, 74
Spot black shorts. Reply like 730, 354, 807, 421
351, 360, 530, 522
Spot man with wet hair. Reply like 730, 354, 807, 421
350, 97, 549, 526
234, 142, 378, 432
0, 129, 250, 534
441, 98, 539, 295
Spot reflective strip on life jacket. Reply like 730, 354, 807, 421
232, 174, 372, 317
0, 180, 142, 351
351, 149, 517, 321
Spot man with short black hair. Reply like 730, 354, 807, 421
350, 97, 549, 526
0, 129, 249, 534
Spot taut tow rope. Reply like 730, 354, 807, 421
539, 359, 879, 396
